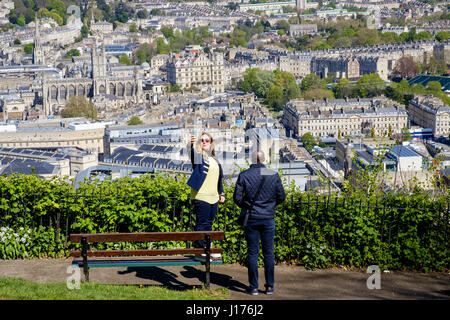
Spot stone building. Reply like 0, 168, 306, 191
0, 122, 105, 153
357, 56, 389, 81
289, 24, 318, 37
408, 96, 450, 138
42, 38, 143, 116
167, 50, 226, 93
311, 56, 360, 80
283, 98, 408, 138
278, 54, 312, 78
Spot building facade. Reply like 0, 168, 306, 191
283, 98, 408, 138
167, 51, 226, 93
42, 39, 143, 116
408, 96, 450, 137
311, 56, 360, 80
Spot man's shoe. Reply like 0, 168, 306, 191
246, 288, 259, 296
265, 287, 274, 295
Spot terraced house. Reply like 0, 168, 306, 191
283, 98, 408, 138
408, 96, 450, 138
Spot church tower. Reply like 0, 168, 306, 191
91, 38, 107, 79
91, 37, 108, 96
296, 0, 307, 11
33, 14, 45, 65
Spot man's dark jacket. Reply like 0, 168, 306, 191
233, 164, 286, 220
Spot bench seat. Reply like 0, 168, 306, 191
69, 231, 225, 288
72, 256, 223, 268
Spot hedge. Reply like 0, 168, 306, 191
0, 173, 448, 272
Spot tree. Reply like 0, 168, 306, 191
435, 31, 450, 42
129, 23, 138, 33
169, 84, 181, 92
8, 9, 18, 25
61, 96, 97, 119
17, 14, 25, 26
155, 38, 169, 54
425, 56, 447, 76
393, 57, 419, 78
47, 0, 66, 20
24, 43, 34, 54
115, 0, 133, 23
65, 49, 80, 59
80, 24, 89, 38
401, 127, 411, 141
136, 9, 148, 19
161, 26, 174, 39
134, 42, 156, 64
127, 116, 143, 125
427, 81, 442, 93
301, 132, 316, 145
302, 88, 334, 100
275, 19, 290, 32
300, 74, 326, 91
285, 82, 301, 100
334, 78, 354, 98
240, 68, 274, 98
119, 54, 132, 66
355, 73, 386, 97
265, 85, 284, 110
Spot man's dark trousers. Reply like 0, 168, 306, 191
245, 218, 276, 291
193, 200, 218, 248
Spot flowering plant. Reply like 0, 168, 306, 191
0, 227, 33, 259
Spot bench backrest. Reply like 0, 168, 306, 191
70, 231, 225, 243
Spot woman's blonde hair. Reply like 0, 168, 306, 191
194, 131, 215, 157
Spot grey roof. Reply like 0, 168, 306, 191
389, 145, 422, 158
0, 159, 58, 175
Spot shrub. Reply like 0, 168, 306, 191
0, 173, 448, 272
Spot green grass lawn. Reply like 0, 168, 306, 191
0, 277, 229, 300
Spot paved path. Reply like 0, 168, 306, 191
0, 259, 449, 300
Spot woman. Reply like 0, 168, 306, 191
187, 132, 225, 261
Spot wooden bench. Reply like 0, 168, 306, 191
70, 231, 225, 289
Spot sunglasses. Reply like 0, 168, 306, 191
201, 138, 211, 143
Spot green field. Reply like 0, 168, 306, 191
0, 277, 228, 300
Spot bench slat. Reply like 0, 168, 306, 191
70, 231, 225, 243
71, 256, 223, 268
70, 248, 223, 258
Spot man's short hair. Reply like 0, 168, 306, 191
252, 149, 265, 164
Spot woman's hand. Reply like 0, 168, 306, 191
190, 135, 195, 144
219, 195, 225, 203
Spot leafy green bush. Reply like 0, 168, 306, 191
0, 173, 448, 272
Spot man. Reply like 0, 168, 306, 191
233, 150, 286, 295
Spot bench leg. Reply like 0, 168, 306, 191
81, 237, 89, 282
204, 234, 211, 289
